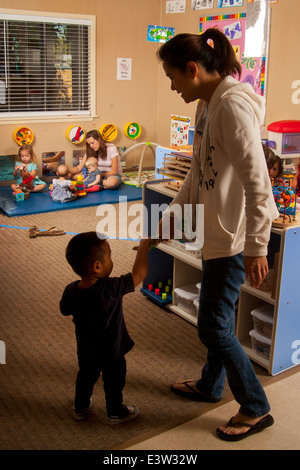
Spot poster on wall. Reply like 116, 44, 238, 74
217, 0, 243, 7
192, 0, 214, 10
199, 13, 266, 96
170, 115, 190, 147
147, 25, 175, 42
166, 0, 186, 13
117, 58, 132, 80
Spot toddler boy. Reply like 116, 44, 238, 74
60, 231, 151, 424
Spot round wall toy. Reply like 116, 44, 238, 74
124, 122, 141, 140
100, 124, 118, 142
14, 127, 34, 146
66, 126, 85, 144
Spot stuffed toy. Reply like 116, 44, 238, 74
19, 169, 34, 192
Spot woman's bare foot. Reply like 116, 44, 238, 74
171, 380, 198, 393
171, 380, 221, 403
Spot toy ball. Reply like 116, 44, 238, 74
66, 126, 85, 144
14, 127, 34, 146
100, 124, 118, 142
124, 122, 141, 139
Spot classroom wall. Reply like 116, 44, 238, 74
0, 0, 162, 174
1, 0, 300, 177
156, 0, 300, 144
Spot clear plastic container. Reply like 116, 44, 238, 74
174, 284, 199, 316
251, 304, 274, 339
249, 329, 272, 359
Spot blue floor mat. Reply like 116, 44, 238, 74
0, 184, 142, 217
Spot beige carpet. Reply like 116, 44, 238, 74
0, 203, 269, 450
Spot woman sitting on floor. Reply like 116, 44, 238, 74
84, 130, 122, 190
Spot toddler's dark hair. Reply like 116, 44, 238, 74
66, 231, 107, 277
263, 143, 283, 177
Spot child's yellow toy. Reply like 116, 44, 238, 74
72, 175, 87, 197
14, 126, 34, 145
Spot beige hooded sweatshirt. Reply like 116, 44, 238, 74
165, 75, 278, 260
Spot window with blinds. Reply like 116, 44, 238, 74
0, 13, 94, 119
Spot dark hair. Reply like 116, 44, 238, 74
85, 130, 107, 160
66, 231, 107, 277
157, 29, 241, 79
263, 143, 283, 177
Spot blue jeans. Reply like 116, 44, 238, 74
196, 253, 270, 418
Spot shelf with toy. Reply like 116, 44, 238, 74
140, 278, 173, 308
143, 179, 300, 375
237, 223, 300, 375
158, 147, 192, 181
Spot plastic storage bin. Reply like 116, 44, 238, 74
251, 304, 274, 339
193, 298, 199, 314
249, 329, 272, 359
174, 284, 199, 316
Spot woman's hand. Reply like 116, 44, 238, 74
157, 213, 176, 241
244, 255, 268, 288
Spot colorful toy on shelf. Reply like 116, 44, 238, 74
66, 126, 85, 144
100, 124, 118, 142
140, 279, 173, 306
72, 174, 87, 197
14, 127, 34, 146
267, 120, 300, 162
272, 186, 298, 227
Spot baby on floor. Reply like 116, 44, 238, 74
51, 165, 78, 203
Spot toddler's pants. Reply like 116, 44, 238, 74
74, 355, 126, 416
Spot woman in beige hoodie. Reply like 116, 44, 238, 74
158, 29, 278, 442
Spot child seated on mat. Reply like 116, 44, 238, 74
84, 157, 103, 192
60, 231, 152, 424
11, 144, 46, 194
51, 164, 78, 203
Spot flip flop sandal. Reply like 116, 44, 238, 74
171, 380, 221, 403
35, 227, 65, 237
28, 226, 65, 238
28, 226, 38, 238
216, 414, 274, 442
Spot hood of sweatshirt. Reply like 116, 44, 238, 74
208, 75, 266, 126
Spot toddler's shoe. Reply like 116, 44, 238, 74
106, 404, 139, 425
73, 398, 92, 421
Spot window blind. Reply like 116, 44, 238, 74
0, 13, 92, 118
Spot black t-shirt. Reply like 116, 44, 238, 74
60, 273, 135, 363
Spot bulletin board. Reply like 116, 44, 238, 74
199, 13, 266, 96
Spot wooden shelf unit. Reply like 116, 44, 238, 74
142, 180, 300, 375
